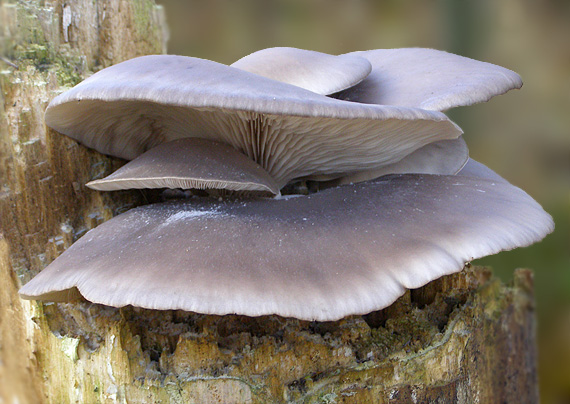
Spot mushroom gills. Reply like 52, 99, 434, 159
44, 55, 461, 188
87, 137, 280, 195
231, 47, 372, 95
19, 169, 553, 321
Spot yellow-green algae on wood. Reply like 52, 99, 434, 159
0, 1, 539, 403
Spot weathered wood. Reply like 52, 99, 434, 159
0, 1, 539, 403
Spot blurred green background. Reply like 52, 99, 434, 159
155, 0, 569, 401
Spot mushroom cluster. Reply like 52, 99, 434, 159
19, 48, 554, 321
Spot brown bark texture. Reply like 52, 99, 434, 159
0, 1, 539, 403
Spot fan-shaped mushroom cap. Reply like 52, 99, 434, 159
20, 173, 553, 321
45, 55, 460, 188
231, 47, 372, 95
336, 48, 523, 111
86, 138, 280, 195
334, 136, 468, 184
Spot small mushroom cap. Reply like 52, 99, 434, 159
20, 171, 553, 321
44, 55, 460, 187
231, 47, 372, 95
334, 136, 468, 184
336, 48, 523, 111
86, 138, 280, 195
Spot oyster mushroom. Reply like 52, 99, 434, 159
43, 53, 461, 188
335, 48, 523, 111
231, 47, 372, 95
330, 47, 523, 183
86, 137, 280, 195
19, 172, 553, 321
19, 48, 553, 321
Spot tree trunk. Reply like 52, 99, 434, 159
0, 1, 539, 402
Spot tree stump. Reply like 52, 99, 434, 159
0, 1, 539, 402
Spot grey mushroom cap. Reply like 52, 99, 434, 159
231, 47, 373, 95
44, 55, 460, 188
336, 48, 523, 111
86, 138, 280, 195
20, 169, 553, 321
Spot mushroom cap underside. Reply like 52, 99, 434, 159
45, 55, 460, 186
87, 137, 280, 195
19, 172, 553, 321
331, 136, 469, 185
87, 136, 468, 192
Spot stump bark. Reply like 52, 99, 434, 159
0, 1, 539, 402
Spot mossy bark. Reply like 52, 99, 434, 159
0, 1, 539, 403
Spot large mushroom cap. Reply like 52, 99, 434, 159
336, 48, 523, 111
20, 169, 553, 321
45, 54, 460, 187
231, 47, 372, 95
87, 137, 280, 195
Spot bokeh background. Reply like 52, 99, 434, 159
154, 0, 569, 402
